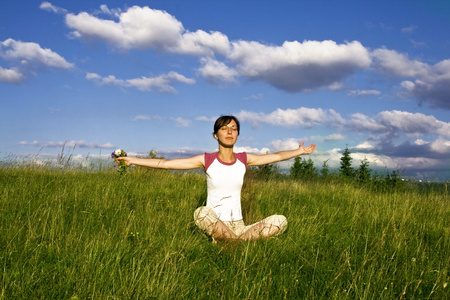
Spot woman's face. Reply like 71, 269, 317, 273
214, 120, 239, 148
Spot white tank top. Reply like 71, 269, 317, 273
204, 152, 247, 221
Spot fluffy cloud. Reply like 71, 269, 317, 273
58, 5, 373, 92
176, 30, 231, 56
0, 66, 24, 83
347, 110, 450, 137
237, 107, 449, 139
236, 107, 449, 142
269, 138, 302, 151
39, 1, 68, 14
66, 6, 183, 50
86, 71, 195, 93
372, 48, 430, 78
372, 48, 450, 109
0, 39, 73, 69
234, 146, 271, 154
0, 38, 73, 83
400, 59, 450, 109
65, 5, 229, 57
229, 40, 371, 92
197, 57, 238, 84
43, 3, 450, 104
237, 107, 345, 128
233, 107, 450, 176
0, 38, 74, 84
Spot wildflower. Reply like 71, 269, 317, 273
111, 148, 128, 175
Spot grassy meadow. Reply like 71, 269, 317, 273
0, 164, 449, 299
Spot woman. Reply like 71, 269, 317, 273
117, 116, 316, 242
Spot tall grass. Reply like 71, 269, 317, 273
0, 165, 449, 299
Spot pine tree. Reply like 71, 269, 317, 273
291, 157, 317, 179
339, 146, 354, 178
356, 157, 371, 182
321, 159, 330, 177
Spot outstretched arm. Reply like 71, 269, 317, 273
117, 154, 205, 170
247, 142, 316, 166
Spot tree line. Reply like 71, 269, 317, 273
250, 146, 404, 188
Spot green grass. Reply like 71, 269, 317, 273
0, 166, 449, 299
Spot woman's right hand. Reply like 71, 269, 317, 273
116, 156, 133, 166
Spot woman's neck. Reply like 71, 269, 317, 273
218, 147, 235, 163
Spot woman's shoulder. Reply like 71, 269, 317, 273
204, 152, 218, 170
235, 152, 247, 165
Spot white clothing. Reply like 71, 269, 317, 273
204, 152, 247, 221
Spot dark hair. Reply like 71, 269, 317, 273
213, 115, 240, 136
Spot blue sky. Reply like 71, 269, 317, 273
1, 1, 449, 180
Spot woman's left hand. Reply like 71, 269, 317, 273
299, 142, 316, 155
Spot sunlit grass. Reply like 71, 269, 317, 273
0, 165, 449, 299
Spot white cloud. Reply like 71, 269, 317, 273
308, 134, 345, 142
133, 115, 151, 121
173, 117, 191, 127
196, 116, 218, 122
347, 112, 387, 132
229, 40, 371, 92
127, 71, 195, 92
347, 89, 381, 97
401, 25, 418, 34
409, 39, 427, 48
97, 4, 122, 17
175, 30, 231, 56
19, 140, 115, 149
399, 59, 450, 109
376, 110, 446, 136
269, 138, 301, 151
39, 2, 68, 14
237, 107, 345, 128
244, 93, 263, 100
60, 5, 377, 93
313, 146, 444, 175
86, 72, 125, 86
347, 110, 450, 137
372, 48, 430, 78
197, 57, 238, 84
86, 71, 195, 93
18, 140, 39, 146
0, 66, 24, 83
66, 6, 184, 50
430, 138, 450, 153
234, 146, 271, 154
414, 139, 427, 146
354, 141, 375, 150
323, 134, 346, 141
46, 3, 450, 104
372, 48, 450, 109
0, 38, 73, 69
65, 4, 232, 56
419, 137, 450, 154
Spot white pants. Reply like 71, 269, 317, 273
194, 206, 288, 237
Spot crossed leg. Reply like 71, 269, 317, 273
194, 206, 287, 242
238, 221, 283, 241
